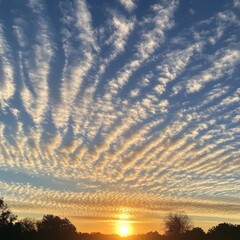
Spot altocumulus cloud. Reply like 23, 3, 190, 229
0, 0, 240, 232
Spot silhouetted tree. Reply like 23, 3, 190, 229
164, 213, 192, 240
16, 218, 37, 232
0, 198, 17, 240
0, 198, 17, 225
207, 222, 240, 240
37, 214, 77, 240
14, 218, 37, 240
1, 198, 240, 240
144, 231, 162, 240
183, 227, 206, 240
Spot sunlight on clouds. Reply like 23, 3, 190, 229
0, 0, 240, 234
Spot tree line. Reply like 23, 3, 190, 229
1, 198, 240, 240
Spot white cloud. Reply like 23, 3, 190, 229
52, 0, 97, 129
106, 14, 135, 57
0, 24, 15, 107
119, 0, 136, 12
106, 0, 178, 95
13, 0, 55, 125
0, 0, 240, 230
186, 49, 240, 93
12, 19, 27, 48
233, 0, 240, 8
220, 88, 240, 106
75, 0, 98, 51
130, 89, 140, 97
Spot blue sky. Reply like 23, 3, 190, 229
0, 0, 240, 234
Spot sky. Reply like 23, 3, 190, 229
0, 0, 240, 235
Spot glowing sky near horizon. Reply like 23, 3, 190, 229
0, 0, 240, 234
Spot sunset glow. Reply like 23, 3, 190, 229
117, 221, 132, 237
0, 0, 240, 234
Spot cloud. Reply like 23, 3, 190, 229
12, 0, 54, 125
106, 13, 135, 59
219, 88, 240, 106
0, 0, 239, 231
119, 0, 136, 12
186, 49, 240, 94
0, 24, 15, 107
233, 0, 240, 8
52, 0, 97, 129
1, 180, 239, 224
106, 0, 178, 95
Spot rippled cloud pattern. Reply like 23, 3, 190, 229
0, 0, 239, 233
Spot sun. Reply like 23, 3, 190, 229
118, 221, 132, 237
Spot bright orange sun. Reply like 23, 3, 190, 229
117, 221, 132, 237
